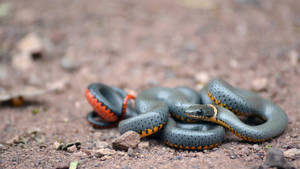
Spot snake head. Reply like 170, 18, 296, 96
184, 104, 216, 119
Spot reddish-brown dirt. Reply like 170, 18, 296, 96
0, 0, 300, 168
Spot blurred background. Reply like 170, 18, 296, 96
0, 0, 299, 168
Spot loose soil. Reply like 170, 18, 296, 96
0, 0, 300, 168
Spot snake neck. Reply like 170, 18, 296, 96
205, 90, 267, 142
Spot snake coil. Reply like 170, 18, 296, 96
85, 78, 288, 150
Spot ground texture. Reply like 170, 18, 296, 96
0, 0, 300, 168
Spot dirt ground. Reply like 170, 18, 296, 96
0, 0, 300, 168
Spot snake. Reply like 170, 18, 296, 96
85, 83, 137, 128
85, 78, 288, 150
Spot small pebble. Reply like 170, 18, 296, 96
252, 78, 268, 92
127, 148, 135, 157
288, 50, 299, 66
264, 148, 293, 169
282, 144, 291, 149
112, 131, 140, 151
138, 141, 150, 149
100, 155, 112, 161
117, 151, 126, 156
175, 155, 183, 160
284, 148, 300, 160
95, 141, 109, 149
94, 148, 115, 158
0, 143, 6, 150
17, 33, 44, 58
54, 141, 61, 150
12, 33, 45, 71
81, 149, 92, 156
194, 72, 210, 84
67, 145, 77, 153
229, 153, 237, 159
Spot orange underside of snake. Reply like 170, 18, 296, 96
85, 89, 118, 122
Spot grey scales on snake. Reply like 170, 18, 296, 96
85, 78, 288, 150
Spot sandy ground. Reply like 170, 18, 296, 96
0, 0, 300, 168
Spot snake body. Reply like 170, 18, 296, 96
85, 78, 288, 149
186, 79, 288, 142
118, 87, 225, 149
85, 83, 137, 128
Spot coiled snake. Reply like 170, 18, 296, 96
85, 78, 288, 150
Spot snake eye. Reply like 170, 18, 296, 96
185, 104, 215, 119
194, 109, 203, 116
185, 105, 205, 119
